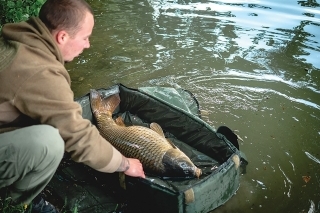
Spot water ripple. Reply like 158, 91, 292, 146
185, 69, 320, 110
278, 164, 292, 198
305, 151, 320, 164
308, 200, 315, 213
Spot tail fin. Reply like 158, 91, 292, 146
90, 89, 104, 114
103, 93, 120, 113
90, 89, 120, 114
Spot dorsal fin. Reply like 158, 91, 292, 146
150, 123, 177, 149
150, 122, 165, 137
115, 116, 126, 127
150, 123, 165, 138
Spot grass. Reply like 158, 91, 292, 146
0, 197, 26, 213
0, 196, 76, 213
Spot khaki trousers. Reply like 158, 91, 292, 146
0, 125, 64, 205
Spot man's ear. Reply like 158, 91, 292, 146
55, 30, 69, 45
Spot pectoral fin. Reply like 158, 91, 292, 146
166, 138, 177, 149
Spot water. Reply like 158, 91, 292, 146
66, 0, 320, 212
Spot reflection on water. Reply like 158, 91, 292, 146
67, 0, 320, 212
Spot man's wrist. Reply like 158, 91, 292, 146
116, 156, 130, 172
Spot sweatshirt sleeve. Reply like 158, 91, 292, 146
13, 68, 123, 172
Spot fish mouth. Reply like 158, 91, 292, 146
162, 149, 202, 178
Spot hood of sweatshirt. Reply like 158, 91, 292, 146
1, 17, 64, 65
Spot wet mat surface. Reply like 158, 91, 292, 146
47, 158, 125, 213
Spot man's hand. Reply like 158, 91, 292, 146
124, 158, 146, 178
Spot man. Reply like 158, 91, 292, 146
0, 0, 145, 212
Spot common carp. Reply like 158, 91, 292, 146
90, 89, 202, 178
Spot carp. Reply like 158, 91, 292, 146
90, 89, 202, 178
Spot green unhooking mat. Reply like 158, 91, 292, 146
48, 84, 248, 213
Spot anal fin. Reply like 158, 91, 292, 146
115, 116, 127, 127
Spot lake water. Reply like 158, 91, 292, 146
66, 0, 320, 212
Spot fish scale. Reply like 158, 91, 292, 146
96, 116, 172, 174
90, 89, 202, 178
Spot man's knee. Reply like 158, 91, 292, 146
0, 125, 65, 158
0, 125, 65, 189
29, 125, 65, 162
12, 125, 65, 166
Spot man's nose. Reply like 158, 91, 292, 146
85, 40, 90, 48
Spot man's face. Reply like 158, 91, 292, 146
61, 12, 94, 62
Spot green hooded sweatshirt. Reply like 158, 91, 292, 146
0, 17, 123, 172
